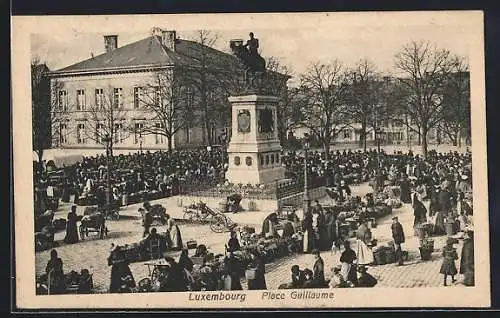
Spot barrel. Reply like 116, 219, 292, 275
219, 202, 228, 213
248, 201, 257, 211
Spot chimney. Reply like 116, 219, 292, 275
161, 30, 177, 52
104, 35, 118, 53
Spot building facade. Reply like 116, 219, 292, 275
47, 29, 270, 151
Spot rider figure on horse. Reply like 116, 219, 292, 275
244, 32, 259, 59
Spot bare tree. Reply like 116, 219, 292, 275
32, 56, 71, 173
263, 56, 300, 143
139, 69, 189, 152
439, 56, 470, 147
298, 61, 351, 158
186, 30, 222, 146
84, 86, 131, 157
394, 41, 456, 157
345, 58, 387, 152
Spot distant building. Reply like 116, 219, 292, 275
289, 72, 470, 149
47, 29, 288, 151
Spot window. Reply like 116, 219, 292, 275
114, 123, 123, 143
76, 89, 86, 110
343, 130, 352, 139
186, 86, 194, 108
58, 90, 68, 110
59, 123, 68, 144
154, 87, 161, 106
134, 87, 142, 108
134, 122, 144, 144
113, 88, 123, 108
95, 89, 104, 108
77, 123, 86, 144
95, 123, 105, 143
155, 122, 165, 144
208, 87, 216, 101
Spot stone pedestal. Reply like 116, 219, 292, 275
225, 94, 285, 185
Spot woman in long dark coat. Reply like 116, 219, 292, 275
64, 205, 79, 244
438, 188, 452, 215
398, 175, 412, 204
45, 249, 66, 294
108, 246, 136, 293
434, 210, 446, 235
428, 189, 440, 217
412, 194, 428, 227
316, 212, 329, 251
325, 211, 337, 250
224, 252, 243, 290
247, 252, 267, 290
302, 211, 315, 253
178, 249, 194, 272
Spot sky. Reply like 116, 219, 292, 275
31, 13, 476, 87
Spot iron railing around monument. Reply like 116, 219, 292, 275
178, 175, 327, 201
275, 175, 326, 199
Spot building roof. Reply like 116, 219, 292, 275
52, 35, 242, 75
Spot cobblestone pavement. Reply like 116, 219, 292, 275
36, 182, 469, 292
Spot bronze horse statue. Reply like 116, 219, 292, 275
230, 39, 266, 81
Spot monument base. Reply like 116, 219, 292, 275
225, 166, 285, 185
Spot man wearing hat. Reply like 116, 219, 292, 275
140, 207, 152, 238
391, 216, 405, 266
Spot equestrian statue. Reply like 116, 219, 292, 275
230, 32, 267, 91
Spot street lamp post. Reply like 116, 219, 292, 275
375, 127, 382, 193
303, 133, 311, 215
139, 133, 143, 154
102, 134, 112, 219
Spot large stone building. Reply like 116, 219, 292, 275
47, 29, 285, 152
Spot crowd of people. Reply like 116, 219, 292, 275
37, 146, 475, 293
34, 148, 228, 214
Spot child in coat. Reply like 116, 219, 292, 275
440, 238, 459, 286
